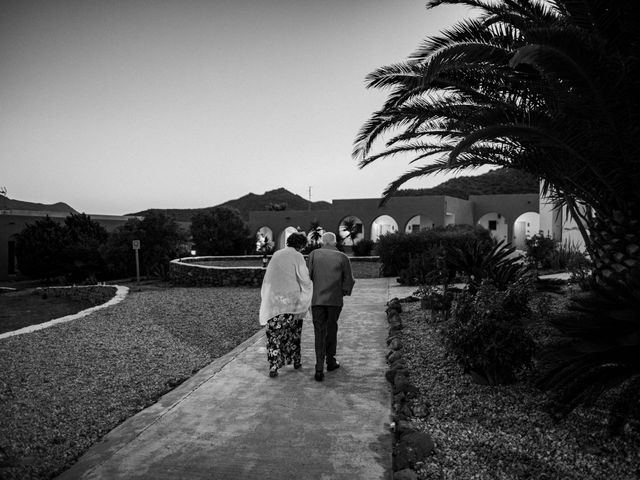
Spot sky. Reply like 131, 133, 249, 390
1, 0, 479, 215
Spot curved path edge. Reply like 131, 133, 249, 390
0, 286, 129, 340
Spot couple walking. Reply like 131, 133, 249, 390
259, 231, 355, 382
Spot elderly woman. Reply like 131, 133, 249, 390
259, 232, 313, 378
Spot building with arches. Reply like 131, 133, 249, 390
248, 193, 540, 250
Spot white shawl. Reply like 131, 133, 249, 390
259, 247, 313, 325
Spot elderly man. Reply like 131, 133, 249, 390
307, 232, 355, 382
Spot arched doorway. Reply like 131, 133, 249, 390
477, 212, 508, 242
513, 212, 540, 250
278, 226, 299, 249
405, 215, 435, 234
338, 216, 364, 246
255, 226, 274, 253
371, 215, 398, 242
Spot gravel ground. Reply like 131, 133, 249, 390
0, 286, 262, 480
399, 296, 640, 480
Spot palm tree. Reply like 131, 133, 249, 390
339, 217, 361, 245
354, 0, 640, 425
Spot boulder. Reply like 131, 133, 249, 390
394, 469, 418, 480
396, 431, 435, 467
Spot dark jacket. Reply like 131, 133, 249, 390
307, 244, 355, 306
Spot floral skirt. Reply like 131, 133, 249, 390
266, 313, 303, 372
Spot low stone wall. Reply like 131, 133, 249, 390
34, 285, 118, 305
169, 257, 266, 287
170, 255, 383, 287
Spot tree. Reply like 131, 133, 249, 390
340, 217, 361, 245
190, 207, 252, 255
102, 212, 187, 278
15, 217, 68, 280
63, 213, 109, 281
354, 0, 640, 426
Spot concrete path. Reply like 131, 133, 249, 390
58, 278, 417, 480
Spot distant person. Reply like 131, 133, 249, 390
259, 232, 312, 378
307, 232, 355, 382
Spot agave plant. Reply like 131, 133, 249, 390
538, 289, 640, 433
447, 239, 529, 293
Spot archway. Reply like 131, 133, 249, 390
255, 226, 274, 252
513, 212, 540, 250
307, 226, 325, 246
477, 212, 508, 242
371, 215, 398, 242
278, 226, 299, 249
338, 216, 364, 246
404, 215, 435, 234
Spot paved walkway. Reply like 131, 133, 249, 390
58, 278, 416, 480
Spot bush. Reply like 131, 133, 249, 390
102, 212, 187, 279
352, 239, 375, 256
526, 233, 558, 269
376, 225, 492, 277
191, 207, 253, 255
448, 239, 530, 294
442, 278, 536, 385
15, 217, 68, 281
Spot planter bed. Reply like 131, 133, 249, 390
394, 297, 640, 479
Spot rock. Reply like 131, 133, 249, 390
394, 468, 418, 480
389, 324, 403, 335
389, 358, 406, 370
393, 392, 406, 403
386, 335, 398, 346
397, 431, 435, 466
393, 449, 410, 471
387, 350, 402, 363
394, 419, 414, 436
389, 338, 402, 351
410, 401, 430, 418
394, 374, 418, 394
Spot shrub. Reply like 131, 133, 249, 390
352, 239, 375, 256
442, 278, 536, 385
15, 217, 68, 281
525, 233, 558, 269
448, 239, 530, 294
191, 207, 253, 255
376, 225, 492, 277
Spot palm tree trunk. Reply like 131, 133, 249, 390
588, 202, 640, 303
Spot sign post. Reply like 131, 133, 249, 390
132, 240, 141, 283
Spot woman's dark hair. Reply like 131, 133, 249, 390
286, 232, 308, 250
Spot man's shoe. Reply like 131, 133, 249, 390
269, 370, 278, 378
294, 362, 302, 370
327, 361, 340, 372
314, 371, 324, 382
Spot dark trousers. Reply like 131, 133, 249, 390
311, 305, 342, 372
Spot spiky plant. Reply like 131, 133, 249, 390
354, 0, 640, 423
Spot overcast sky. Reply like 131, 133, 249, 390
1, 0, 477, 215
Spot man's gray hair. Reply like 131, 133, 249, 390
321, 232, 337, 245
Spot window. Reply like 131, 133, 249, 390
488, 220, 497, 231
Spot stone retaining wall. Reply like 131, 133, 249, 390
170, 255, 383, 287
35, 285, 118, 305
169, 257, 266, 287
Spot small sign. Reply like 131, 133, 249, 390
132, 240, 140, 250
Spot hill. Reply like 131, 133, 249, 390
128, 188, 332, 222
0, 196, 78, 214
395, 168, 539, 199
